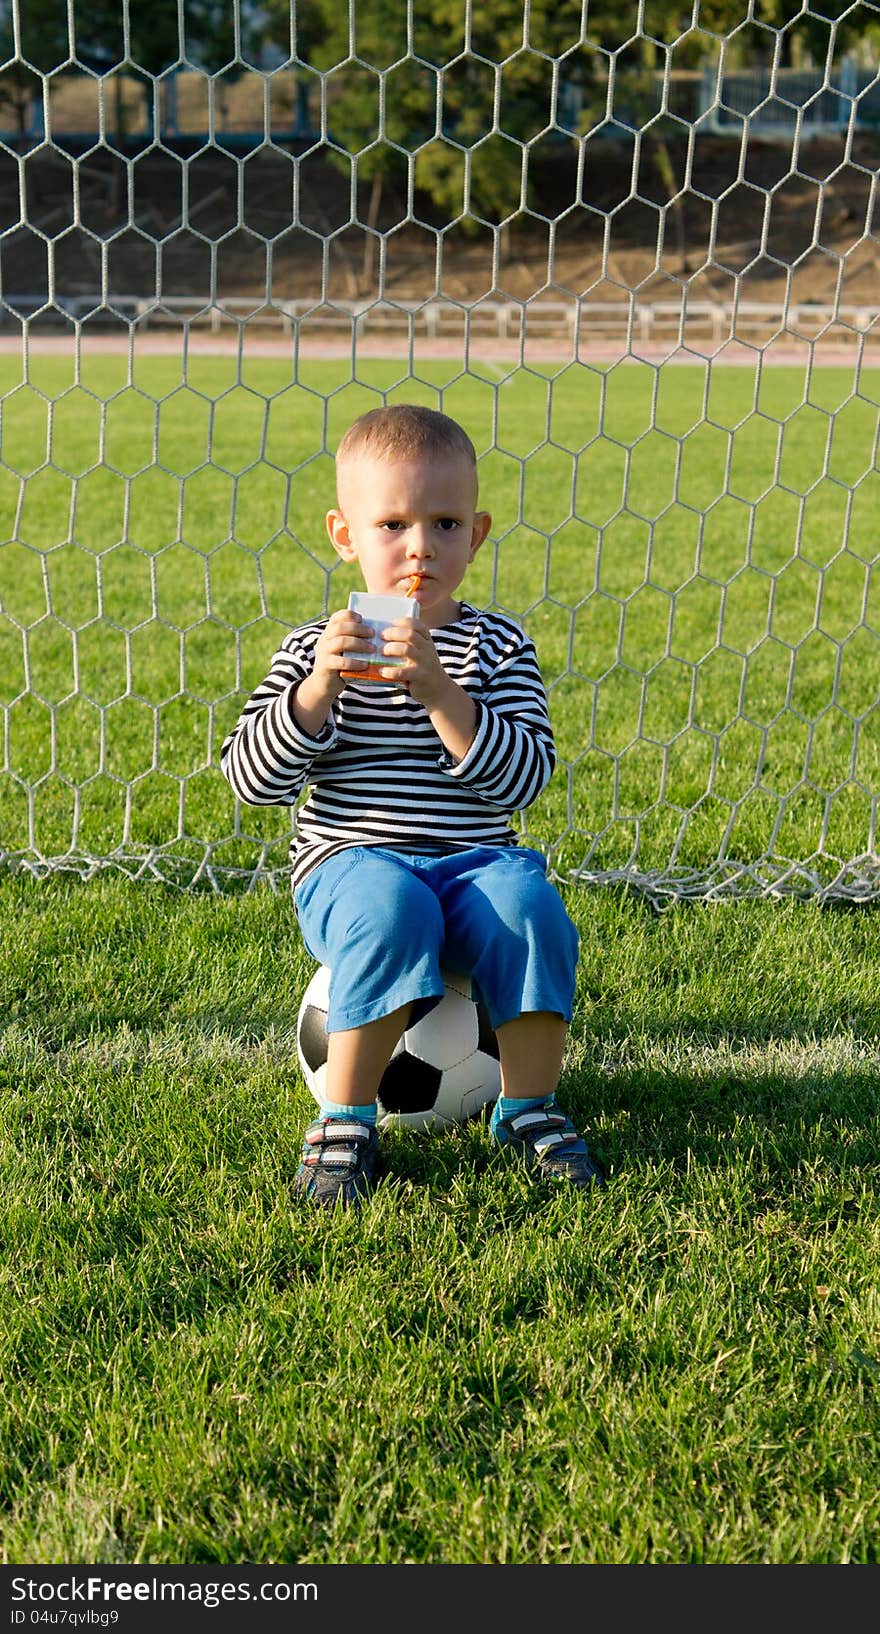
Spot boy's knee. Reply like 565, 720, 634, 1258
490, 856, 575, 939
330, 853, 443, 950
466, 861, 577, 1025
515, 885, 578, 972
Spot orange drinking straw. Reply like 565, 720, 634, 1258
407, 574, 422, 596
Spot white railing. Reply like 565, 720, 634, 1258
1, 295, 878, 348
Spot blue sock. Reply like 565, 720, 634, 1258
490, 1092, 554, 1137
319, 1096, 378, 1126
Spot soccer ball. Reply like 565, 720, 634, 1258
296, 964, 502, 1131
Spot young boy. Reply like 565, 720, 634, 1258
220, 404, 604, 1208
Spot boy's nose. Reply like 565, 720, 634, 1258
407, 528, 434, 559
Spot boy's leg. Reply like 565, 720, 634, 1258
493, 1011, 568, 1100
292, 848, 445, 1207
435, 846, 578, 1049
325, 1003, 412, 1106
295, 848, 446, 1079
436, 847, 603, 1189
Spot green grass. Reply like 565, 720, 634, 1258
0, 873, 878, 1564
1, 352, 878, 1566
1, 355, 879, 888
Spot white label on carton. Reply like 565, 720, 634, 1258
348, 592, 417, 667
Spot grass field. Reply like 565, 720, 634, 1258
1, 355, 879, 1565
1, 355, 879, 890
1, 873, 878, 1564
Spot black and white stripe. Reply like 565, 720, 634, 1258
220, 603, 556, 889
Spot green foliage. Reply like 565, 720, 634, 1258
0, 0, 70, 76
260, 0, 330, 64
0, 0, 69, 137
275, 0, 610, 228
0, 0, 243, 80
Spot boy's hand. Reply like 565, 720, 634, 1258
312, 609, 375, 696
378, 615, 478, 761
377, 617, 457, 708
293, 610, 374, 735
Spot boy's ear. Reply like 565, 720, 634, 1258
326, 508, 357, 563
468, 511, 492, 560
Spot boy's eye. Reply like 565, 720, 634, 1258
376, 517, 460, 532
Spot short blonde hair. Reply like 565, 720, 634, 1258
336, 404, 477, 471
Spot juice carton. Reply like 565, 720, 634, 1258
341, 591, 418, 683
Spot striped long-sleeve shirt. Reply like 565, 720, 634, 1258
220, 602, 556, 890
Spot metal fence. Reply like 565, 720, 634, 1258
1, 294, 877, 354
4, 62, 879, 152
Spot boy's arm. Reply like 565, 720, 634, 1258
382, 612, 553, 805
437, 626, 556, 812
290, 606, 376, 735
220, 632, 338, 806
423, 684, 478, 766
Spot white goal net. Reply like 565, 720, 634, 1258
1, 0, 879, 902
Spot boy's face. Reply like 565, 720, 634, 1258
326, 452, 491, 629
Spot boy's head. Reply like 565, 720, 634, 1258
327, 404, 491, 629
335, 403, 478, 479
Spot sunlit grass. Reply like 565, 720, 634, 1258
1, 874, 878, 1564
1, 356, 878, 885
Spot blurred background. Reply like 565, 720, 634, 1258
1, 0, 878, 349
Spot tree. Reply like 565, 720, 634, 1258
69, 0, 244, 75
259, 0, 329, 66
0, 0, 71, 148
267, 0, 632, 282
67, 1, 245, 144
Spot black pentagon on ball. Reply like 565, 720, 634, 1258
475, 999, 500, 1060
378, 1052, 443, 1114
299, 1003, 330, 1072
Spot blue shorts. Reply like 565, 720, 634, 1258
293, 844, 579, 1033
